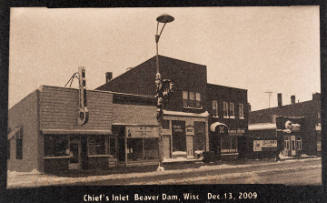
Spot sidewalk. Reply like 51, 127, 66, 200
7, 156, 320, 188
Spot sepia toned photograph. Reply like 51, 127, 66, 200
6, 5, 321, 192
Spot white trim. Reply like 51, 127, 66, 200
210, 122, 228, 132
41, 129, 112, 135
248, 123, 276, 131
112, 123, 159, 127
163, 110, 209, 118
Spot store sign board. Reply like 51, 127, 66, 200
126, 126, 159, 138
186, 125, 194, 135
253, 140, 277, 152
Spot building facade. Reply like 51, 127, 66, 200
248, 93, 321, 158
97, 55, 248, 160
7, 85, 161, 172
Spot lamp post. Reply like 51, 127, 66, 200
154, 14, 174, 171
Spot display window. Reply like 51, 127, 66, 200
88, 135, 107, 155
220, 135, 237, 153
127, 138, 159, 161
44, 135, 69, 157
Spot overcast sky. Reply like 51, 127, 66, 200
9, 6, 320, 110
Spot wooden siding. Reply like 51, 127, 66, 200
39, 86, 113, 131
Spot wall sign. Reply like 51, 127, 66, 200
126, 126, 159, 138
253, 140, 277, 152
186, 125, 194, 135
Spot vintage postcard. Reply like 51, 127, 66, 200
2, 2, 325, 202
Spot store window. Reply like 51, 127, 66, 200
211, 100, 218, 118
182, 90, 202, 108
229, 102, 235, 119
223, 101, 229, 118
127, 138, 143, 161
239, 103, 244, 119
194, 122, 206, 151
144, 139, 159, 160
109, 137, 116, 156
44, 135, 69, 157
220, 135, 237, 153
88, 135, 107, 155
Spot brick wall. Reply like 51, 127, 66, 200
39, 86, 113, 131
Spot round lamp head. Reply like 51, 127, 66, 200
156, 14, 175, 23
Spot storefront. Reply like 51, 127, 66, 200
112, 125, 160, 166
209, 122, 246, 159
160, 110, 209, 161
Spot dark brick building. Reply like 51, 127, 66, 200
248, 93, 321, 158
97, 55, 248, 160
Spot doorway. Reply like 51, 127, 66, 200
69, 136, 81, 170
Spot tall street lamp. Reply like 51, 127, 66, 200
154, 14, 174, 171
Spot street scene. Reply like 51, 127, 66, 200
7, 6, 321, 190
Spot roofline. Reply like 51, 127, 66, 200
40, 85, 154, 99
250, 99, 316, 113
207, 83, 247, 92
96, 55, 206, 90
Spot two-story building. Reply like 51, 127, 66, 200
96, 55, 248, 161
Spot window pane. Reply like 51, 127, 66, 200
230, 102, 235, 117
96, 135, 105, 154
109, 137, 116, 156
144, 139, 159, 160
182, 91, 188, 99
195, 92, 201, 101
223, 102, 229, 117
44, 135, 69, 157
127, 139, 143, 161
239, 103, 244, 118
183, 91, 188, 107
189, 91, 195, 100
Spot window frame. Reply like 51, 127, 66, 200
182, 90, 202, 109
239, 103, 244, 119
88, 135, 108, 156
229, 102, 235, 119
16, 128, 23, 160
211, 100, 219, 118
223, 101, 229, 118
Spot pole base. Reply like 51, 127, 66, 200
156, 163, 165, 171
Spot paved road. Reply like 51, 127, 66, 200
83, 158, 321, 185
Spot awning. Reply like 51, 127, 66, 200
8, 127, 21, 140
41, 129, 112, 135
210, 122, 229, 132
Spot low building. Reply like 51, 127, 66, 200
7, 85, 161, 173
248, 93, 321, 158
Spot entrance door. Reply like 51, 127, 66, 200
69, 136, 81, 170
291, 135, 296, 156
162, 135, 171, 159
186, 135, 194, 158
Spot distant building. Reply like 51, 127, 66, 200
248, 93, 321, 158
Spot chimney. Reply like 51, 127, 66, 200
312, 93, 320, 101
291, 95, 296, 105
105, 72, 113, 84
277, 93, 282, 107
